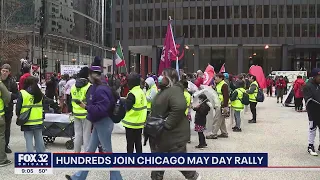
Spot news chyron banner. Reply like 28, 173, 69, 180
15, 153, 268, 174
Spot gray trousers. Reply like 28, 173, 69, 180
0, 116, 8, 164
308, 121, 320, 145
212, 108, 228, 135
74, 118, 92, 153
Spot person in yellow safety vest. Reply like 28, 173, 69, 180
16, 76, 45, 153
230, 80, 246, 132
206, 73, 230, 140
246, 74, 259, 124
70, 67, 92, 153
145, 77, 158, 115
181, 80, 192, 143
121, 73, 147, 153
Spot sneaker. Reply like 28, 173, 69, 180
0, 160, 12, 167
195, 145, 205, 149
233, 127, 242, 132
308, 145, 318, 156
217, 134, 228, 138
248, 120, 256, 123
232, 126, 236, 130
5, 146, 12, 154
318, 145, 320, 152
187, 141, 191, 144
277, 100, 279, 103
65, 175, 72, 180
206, 134, 218, 139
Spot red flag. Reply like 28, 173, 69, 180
249, 65, 267, 89
203, 64, 215, 85
219, 63, 225, 73
158, 20, 177, 75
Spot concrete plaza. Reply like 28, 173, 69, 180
1, 97, 320, 180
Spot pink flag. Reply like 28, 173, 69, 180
203, 64, 215, 85
158, 20, 177, 75
249, 65, 267, 89
219, 63, 226, 73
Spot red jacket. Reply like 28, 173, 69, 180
276, 79, 286, 89
266, 79, 274, 87
293, 78, 305, 98
19, 73, 31, 90
194, 77, 204, 88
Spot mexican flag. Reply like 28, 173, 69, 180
114, 41, 126, 67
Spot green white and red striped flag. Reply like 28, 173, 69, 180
114, 41, 126, 67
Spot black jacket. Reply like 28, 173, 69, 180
303, 78, 320, 124
2, 75, 18, 116
193, 101, 210, 127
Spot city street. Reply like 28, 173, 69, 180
2, 96, 320, 180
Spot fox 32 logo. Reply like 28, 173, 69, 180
15, 153, 51, 167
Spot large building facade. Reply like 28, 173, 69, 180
0, 0, 113, 75
114, 0, 320, 75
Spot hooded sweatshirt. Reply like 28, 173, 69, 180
293, 78, 305, 98
145, 77, 157, 103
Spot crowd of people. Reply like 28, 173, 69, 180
0, 56, 320, 179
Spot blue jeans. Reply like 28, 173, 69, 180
24, 129, 45, 152
234, 110, 241, 128
70, 117, 122, 180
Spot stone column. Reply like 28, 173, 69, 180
237, 44, 244, 74
152, 45, 158, 74
282, 44, 288, 70
194, 45, 199, 72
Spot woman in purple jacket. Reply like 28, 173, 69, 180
66, 57, 122, 180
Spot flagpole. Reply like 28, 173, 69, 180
169, 16, 180, 80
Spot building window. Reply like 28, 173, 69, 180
249, 24, 254, 37
264, 5, 269, 18
116, 0, 121, 5
226, 6, 232, 19
148, 27, 153, 39
249, 5, 254, 18
234, 24, 239, 37
302, 5, 308, 18
197, 25, 203, 38
162, 8, 167, 20
205, 25, 210, 37
212, 6, 217, 19
264, 24, 269, 37
190, 7, 196, 19
219, 6, 225, 19
148, 9, 154, 21
219, 25, 225, 37
175, 8, 182, 20
302, 24, 308, 37
116, 28, 121, 40
287, 5, 293, 18
183, 7, 189, 19
234, 6, 240, 18
271, 24, 277, 37
197, 7, 203, 19
141, 9, 147, 21
190, 25, 196, 38
241, 6, 247, 18
155, 9, 160, 20
294, 24, 300, 37
168, 8, 174, 19
129, 27, 134, 39
318, 5, 320, 18
317, 24, 320, 37
271, 5, 277, 18
141, 27, 147, 39
155, 26, 160, 38
256, 24, 262, 37
309, 24, 315, 37
212, 25, 218, 37
227, 25, 232, 37
309, 5, 315, 18
175, 25, 181, 36
135, 10, 140, 22
205, 7, 210, 19
116, 11, 120, 22
135, 0, 140, 4
129, 0, 133, 4
241, 24, 247, 37
287, 24, 292, 37
183, 25, 189, 38
294, 5, 300, 18
162, 26, 166, 38
279, 24, 284, 37
278, 5, 284, 18
129, 10, 133, 22
256, 5, 262, 18
135, 27, 140, 39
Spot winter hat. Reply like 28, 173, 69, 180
127, 72, 141, 89
311, 68, 320, 77
1, 64, 11, 71
90, 56, 102, 73
79, 67, 89, 79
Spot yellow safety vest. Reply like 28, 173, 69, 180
248, 81, 259, 103
122, 86, 147, 129
216, 80, 227, 103
71, 83, 91, 119
0, 90, 4, 116
231, 88, 246, 111
184, 90, 191, 115
20, 90, 43, 126
146, 84, 158, 111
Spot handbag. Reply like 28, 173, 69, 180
144, 115, 167, 139
16, 108, 32, 126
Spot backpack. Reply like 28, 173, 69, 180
239, 90, 250, 105
109, 85, 126, 123
256, 88, 265, 102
